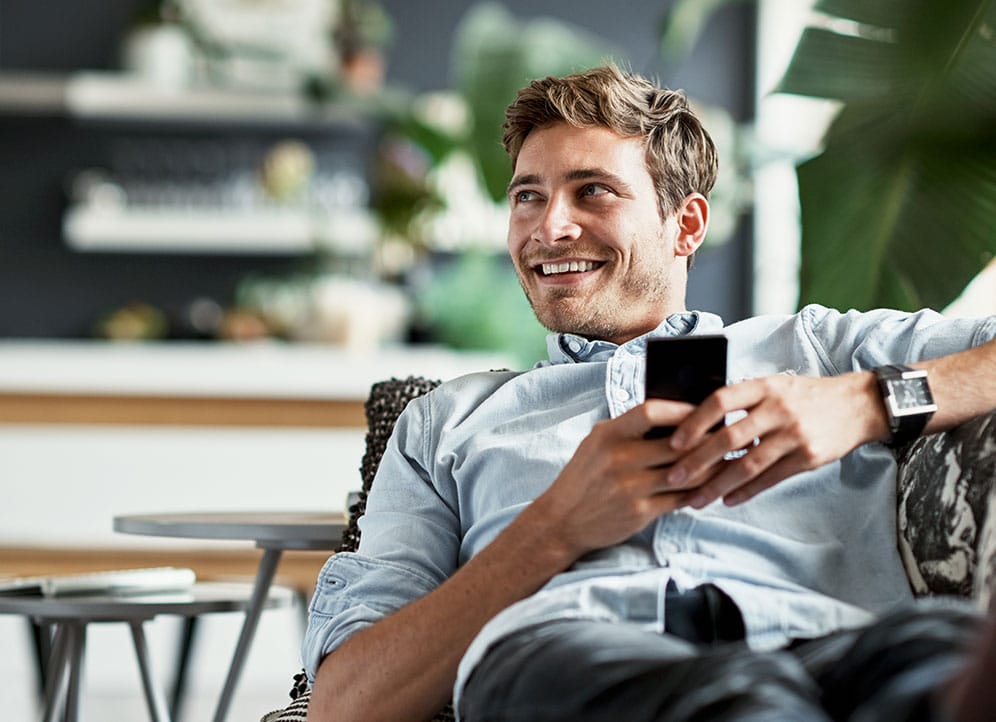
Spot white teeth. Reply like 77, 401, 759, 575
541, 261, 597, 276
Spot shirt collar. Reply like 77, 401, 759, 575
542, 311, 725, 365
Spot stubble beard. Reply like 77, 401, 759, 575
519, 260, 672, 342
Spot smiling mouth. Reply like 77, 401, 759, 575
538, 260, 604, 276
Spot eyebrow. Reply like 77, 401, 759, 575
506, 167, 633, 196
507, 173, 542, 195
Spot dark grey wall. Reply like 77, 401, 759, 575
0, 1, 754, 338
381, 0, 756, 121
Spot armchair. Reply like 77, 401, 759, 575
263, 378, 996, 722
262, 376, 446, 722
898, 411, 996, 607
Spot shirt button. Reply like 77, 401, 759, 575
613, 387, 631, 402
659, 541, 680, 555
567, 340, 582, 353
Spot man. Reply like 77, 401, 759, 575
302, 65, 996, 721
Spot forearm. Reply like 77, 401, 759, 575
307, 503, 576, 722
809, 338, 996, 455
916, 336, 996, 432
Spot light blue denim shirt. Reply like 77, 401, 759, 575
302, 304, 996, 710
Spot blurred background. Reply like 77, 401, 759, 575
1, 0, 992, 717
2, 0, 993, 359
0, 0, 761, 366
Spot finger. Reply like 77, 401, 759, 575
649, 488, 697, 516
665, 410, 773, 489
720, 453, 811, 506
626, 435, 688, 470
639, 398, 697, 436
604, 399, 691, 443
669, 381, 767, 450
596, 466, 694, 517
683, 432, 800, 507
581, 433, 686, 485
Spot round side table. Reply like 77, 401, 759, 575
0, 582, 293, 722
113, 511, 346, 722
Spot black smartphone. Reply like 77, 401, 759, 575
644, 335, 728, 439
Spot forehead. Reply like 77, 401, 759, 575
514, 122, 650, 182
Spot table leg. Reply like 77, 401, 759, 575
41, 623, 70, 722
64, 623, 86, 722
212, 547, 282, 722
170, 616, 199, 720
131, 621, 173, 722
30, 620, 50, 697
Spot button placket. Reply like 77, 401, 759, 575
654, 511, 694, 563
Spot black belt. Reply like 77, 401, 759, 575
664, 579, 746, 644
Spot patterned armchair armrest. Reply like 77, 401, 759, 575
897, 409, 996, 607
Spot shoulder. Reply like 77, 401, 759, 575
412, 369, 525, 421
722, 305, 996, 375
794, 304, 996, 345
722, 304, 954, 339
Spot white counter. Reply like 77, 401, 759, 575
0, 339, 512, 399
0, 340, 515, 547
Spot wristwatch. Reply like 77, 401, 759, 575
873, 364, 937, 448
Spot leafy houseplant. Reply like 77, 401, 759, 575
664, 0, 995, 312
780, 0, 996, 312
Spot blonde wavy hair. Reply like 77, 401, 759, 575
502, 64, 718, 225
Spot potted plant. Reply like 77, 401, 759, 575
665, 0, 996, 312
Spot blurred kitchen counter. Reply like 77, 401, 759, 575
0, 340, 513, 427
0, 545, 331, 597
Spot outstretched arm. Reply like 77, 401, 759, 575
662, 337, 996, 508
308, 505, 573, 722
308, 399, 698, 722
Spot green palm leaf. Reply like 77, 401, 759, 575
781, 0, 996, 311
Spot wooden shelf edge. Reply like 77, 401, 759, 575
0, 545, 333, 595
0, 392, 366, 428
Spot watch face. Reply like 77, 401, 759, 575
886, 377, 936, 414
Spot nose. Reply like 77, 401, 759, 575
532, 195, 582, 246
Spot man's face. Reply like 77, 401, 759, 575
507, 122, 685, 345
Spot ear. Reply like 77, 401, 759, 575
673, 193, 709, 259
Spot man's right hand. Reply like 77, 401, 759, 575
526, 399, 697, 561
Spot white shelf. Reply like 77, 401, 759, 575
62, 204, 379, 255
0, 71, 363, 127
4, 71, 379, 255
64, 205, 312, 254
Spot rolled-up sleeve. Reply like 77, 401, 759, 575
302, 552, 440, 680
301, 391, 462, 682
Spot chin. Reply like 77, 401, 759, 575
536, 310, 619, 341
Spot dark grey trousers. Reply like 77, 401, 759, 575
459, 586, 979, 722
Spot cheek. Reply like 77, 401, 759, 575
506, 240, 528, 277
506, 234, 522, 262
506, 223, 530, 259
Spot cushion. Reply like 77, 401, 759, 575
260, 690, 309, 722
897, 410, 996, 607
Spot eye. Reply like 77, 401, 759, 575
580, 183, 609, 198
512, 189, 538, 204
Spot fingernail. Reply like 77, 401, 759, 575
670, 431, 685, 449
690, 495, 708, 509
668, 467, 687, 486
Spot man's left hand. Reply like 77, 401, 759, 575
662, 371, 887, 508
